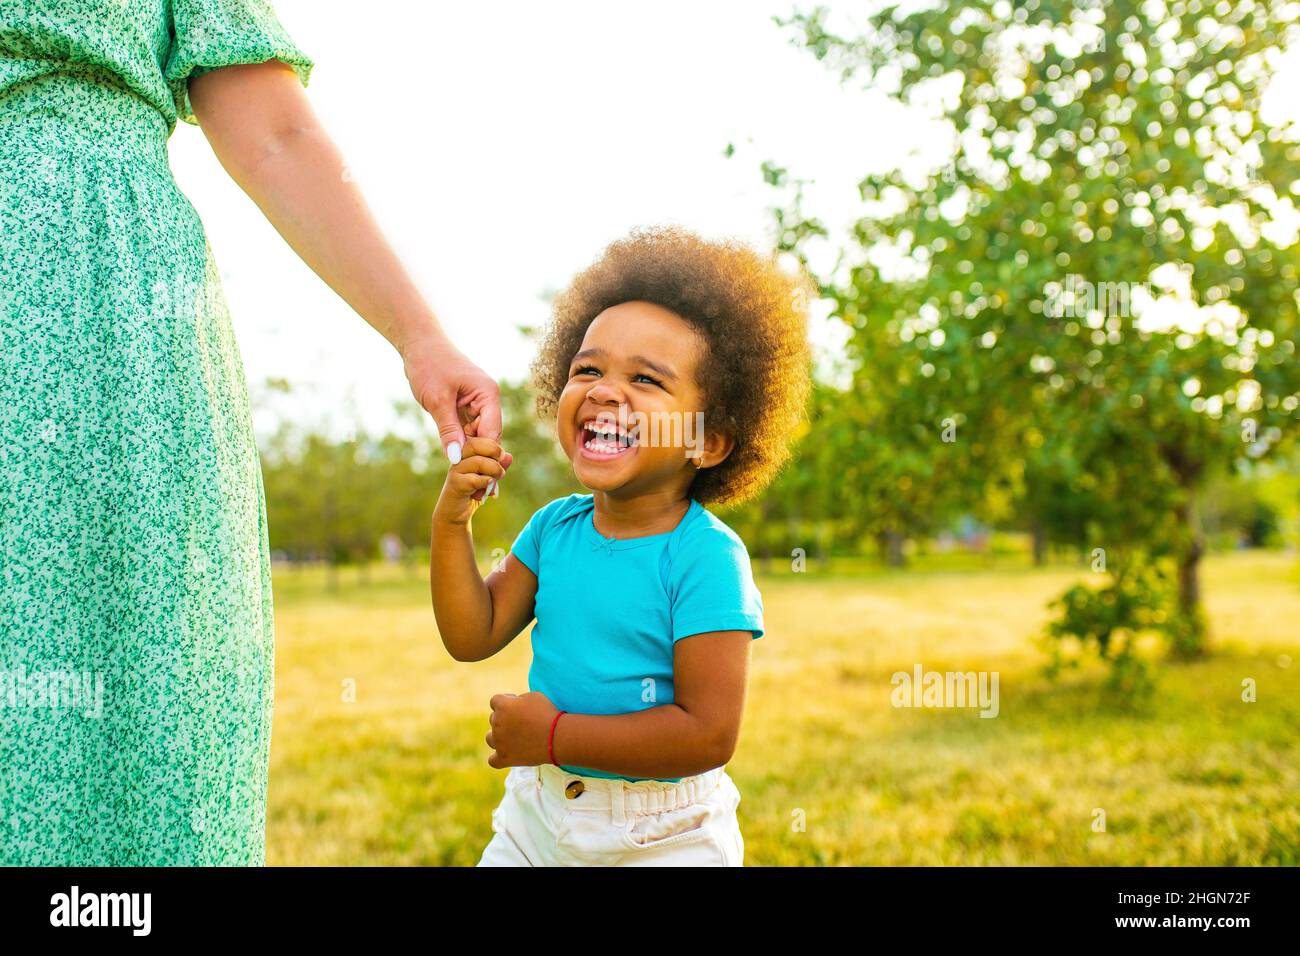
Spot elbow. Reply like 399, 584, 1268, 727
700, 724, 739, 771
433, 608, 491, 663
248, 122, 324, 171
439, 631, 481, 663
220, 121, 324, 188
443, 629, 499, 663
444, 642, 486, 664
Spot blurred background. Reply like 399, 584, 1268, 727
169, 0, 1300, 865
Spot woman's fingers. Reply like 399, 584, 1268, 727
470, 395, 503, 444
404, 341, 501, 463
450, 365, 502, 445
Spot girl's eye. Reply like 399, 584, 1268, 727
634, 373, 663, 387
573, 365, 599, 377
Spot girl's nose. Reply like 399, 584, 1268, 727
586, 380, 624, 405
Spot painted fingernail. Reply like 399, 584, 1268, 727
447, 441, 462, 465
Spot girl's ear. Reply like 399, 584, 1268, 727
701, 428, 736, 469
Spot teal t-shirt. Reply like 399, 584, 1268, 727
509, 493, 764, 783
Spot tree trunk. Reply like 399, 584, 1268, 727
1031, 519, 1047, 567
877, 530, 905, 567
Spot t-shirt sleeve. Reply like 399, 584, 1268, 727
165, 0, 315, 126
509, 496, 573, 575
668, 527, 765, 642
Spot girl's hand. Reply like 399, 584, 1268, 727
486, 692, 560, 768
433, 417, 513, 526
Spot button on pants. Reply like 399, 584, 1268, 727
477, 763, 745, 866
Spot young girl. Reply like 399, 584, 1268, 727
430, 225, 811, 866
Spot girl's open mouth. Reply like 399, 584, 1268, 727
579, 418, 637, 461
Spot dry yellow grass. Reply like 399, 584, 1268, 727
265, 551, 1300, 865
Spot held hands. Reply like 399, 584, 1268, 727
432, 415, 514, 526
401, 335, 503, 462
486, 692, 560, 769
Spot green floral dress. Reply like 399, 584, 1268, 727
0, 1, 312, 865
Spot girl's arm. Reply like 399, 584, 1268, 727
187, 60, 501, 454
431, 435, 535, 662
488, 631, 753, 779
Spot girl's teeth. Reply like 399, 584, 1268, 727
584, 437, 624, 454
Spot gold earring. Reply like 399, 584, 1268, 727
693, 456, 705, 469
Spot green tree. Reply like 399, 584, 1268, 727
766, 0, 1300, 675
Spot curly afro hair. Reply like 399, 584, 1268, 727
531, 225, 813, 509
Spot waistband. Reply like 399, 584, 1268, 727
0, 70, 169, 167
529, 763, 725, 826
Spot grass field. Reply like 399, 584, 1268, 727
264, 549, 1300, 866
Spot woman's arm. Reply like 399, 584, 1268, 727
487, 631, 753, 779
187, 60, 500, 453
431, 434, 535, 662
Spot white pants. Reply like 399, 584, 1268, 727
477, 763, 745, 866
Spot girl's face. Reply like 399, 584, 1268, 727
556, 300, 731, 499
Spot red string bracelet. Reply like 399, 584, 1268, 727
548, 710, 566, 767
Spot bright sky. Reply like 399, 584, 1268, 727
166, 0, 928, 439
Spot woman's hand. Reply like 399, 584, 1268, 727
486, 692, 560, 768
433, 418, 513, 526
401, 333, 503, 462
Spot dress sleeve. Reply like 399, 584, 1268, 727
667, 527, 765, 643
165, 0, 314, 125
